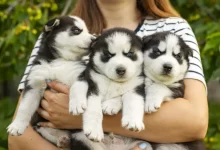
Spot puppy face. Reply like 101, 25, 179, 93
44, 16, 95, 60
143, 32, 192, 84
91, 28, 143, 82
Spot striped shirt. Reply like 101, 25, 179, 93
18, 16, 206, 91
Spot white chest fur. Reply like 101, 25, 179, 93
90, 70, 144, 100
28, 59, 85, 87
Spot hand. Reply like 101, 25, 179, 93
37, 81, 82, 129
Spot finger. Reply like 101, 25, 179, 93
37, 108, 50, 120
46, 81, 69, 94
43, 90, 57, 102
38, 122, 56, 128
131, 143, 149, 150
40, 99, 49, 110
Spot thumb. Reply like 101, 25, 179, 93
46, 80, 69, 94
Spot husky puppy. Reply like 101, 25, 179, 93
69, 28, 145, 143
7, 16, 95, 148
142, 32, 206, 150
143, 32, 191, 113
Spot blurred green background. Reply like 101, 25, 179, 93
0, 0, 220, 149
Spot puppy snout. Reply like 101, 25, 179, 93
163, 63, 172, 73
116, 67, 126, 76
91, 35, 97, 41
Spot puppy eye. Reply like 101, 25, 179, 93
103, 51, 114, 58
153, 47, 161, 56
174, 53, 182, 59
124, 51, 134, 58
71, 26, 82, 35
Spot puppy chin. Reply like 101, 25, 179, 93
73, 47, 89, 54
154, 73, 174, 82
109, 76, 130, 83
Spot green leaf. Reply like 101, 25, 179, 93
210, 68, 220, 80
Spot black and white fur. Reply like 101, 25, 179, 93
67, 31, 205, 150
143, 31, 192, 113
69, 28, 145, 143
142, 32, 205, 150
7, 16, 95, 148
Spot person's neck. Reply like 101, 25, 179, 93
96, 0, 142, 31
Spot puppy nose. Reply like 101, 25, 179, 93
116, 67, 126, 75
163, 64, 172, 73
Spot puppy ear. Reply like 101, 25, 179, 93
142, 35, 153, 43
187, 47, 193, 57
183, 42, 193, 58
44, 18, 60, 32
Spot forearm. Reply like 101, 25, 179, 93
103, 79, 208, 143
103, 98, 207, 143
36, 79, 208, 144
8, 125, 58, 150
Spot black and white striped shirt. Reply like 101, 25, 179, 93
18, 16, 206, 91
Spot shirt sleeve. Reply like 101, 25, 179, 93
17, 33, 43, 92
172, 18, 207, 90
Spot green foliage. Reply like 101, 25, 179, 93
0, 0, 75, 82
205, 102, 220, 150
170, 0, 220, 81
0, 99, 16, 149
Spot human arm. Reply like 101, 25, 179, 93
8, 93, 59, 150
103, 78, 208, 143
38, 79, 208, 143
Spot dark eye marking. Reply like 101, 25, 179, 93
71, 26, 82, 35
173, 52, 183, 64
148, 47, 165, 59
123, 51, 134, 58
100, 49, 115, 63
173, 52, 182, 60
123, 50, 137, 61
103, 50, 115, 58
152, 47, 162, 56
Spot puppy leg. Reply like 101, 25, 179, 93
83, 95, 104, 142
121, 91, 145, 132
34, 126, 70, 148
71, 131, 105, 150
145, 82, 172, 113
7, 66, 49, 136
69, 81, 88, 115
102, 96, 122, 115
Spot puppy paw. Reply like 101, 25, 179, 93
145, 98, 163, 113
102, 99, 122, 115
122, 116, 145, 132
69, 98, 87, 115
7, 121, 28, 136
83, 123, 104, 142
57, 135, 70, 148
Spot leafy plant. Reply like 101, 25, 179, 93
171, 0, 220, 81
0, 99, 16, 149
